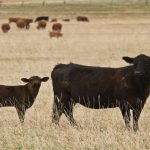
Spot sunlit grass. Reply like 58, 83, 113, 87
0, 9, 150, 149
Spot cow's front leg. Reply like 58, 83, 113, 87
120, 102, 131, 130
16, 106, 26, 123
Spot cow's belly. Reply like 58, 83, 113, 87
0, 97, 15, 107
72, 95, 119, 109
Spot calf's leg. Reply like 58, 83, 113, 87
16, 106, 26, 123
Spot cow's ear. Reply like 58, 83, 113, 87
122, 56, 134, 64
21, 78, 29, 83
41, 77, 49, 82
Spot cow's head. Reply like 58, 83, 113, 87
122, 54, 150, 77
21, 76, 49, 90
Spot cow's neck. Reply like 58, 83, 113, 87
135, 76, 150, 100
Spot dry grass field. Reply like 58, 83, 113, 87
0, 4, 150, 149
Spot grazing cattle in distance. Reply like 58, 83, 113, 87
35, 16, 49, 22
49, 31, 63, 38
23, 18, 33, 29
9, 17, 33, 29
50, 18, 57, 23
16, 19, 25, 29
0, 76, 49, 123
1, 23, 10, 33
51, 54, 150, 131
62, 18, 70, 22
52, 23, 62, 32
76, 16, 89, 22
9, 17, 20, 23
37, 20, 47, 29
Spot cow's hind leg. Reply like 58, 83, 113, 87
120, 103, 131, 129
63, 97, 77, 126
64, 105, 77, 126
52, 95, 63, 125
52, 93, 77, 126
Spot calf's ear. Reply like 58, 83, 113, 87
122, 56, 134, 64
41, 77, 49, 82
21, 78, 30, 83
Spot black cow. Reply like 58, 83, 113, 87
0, 76, 49, 123
35, 16, 49, 22
51, 54, 150, 131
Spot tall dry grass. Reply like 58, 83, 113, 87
0, 13, 150, 149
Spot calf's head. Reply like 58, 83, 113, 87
123, 54, 150, 77
21, 76, 49, 91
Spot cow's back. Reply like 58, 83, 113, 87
52, 63, 116, 94
0, 85, 25, 106
0, 85, 22, 95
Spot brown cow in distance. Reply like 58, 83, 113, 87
16, 19, 25, 29
51, 54, 150, 131
9, 17, 20, 23
1, 23, 10, 33
52, 23, 62, 32
9, 17, 33, 29
0, 76, 49, 123
22, 18, 33, 29
37, 20, 47, 29
77, 16, 89, 22
49, 31, 63, 38
50, 18, 57, 23
62, 18, 70, 22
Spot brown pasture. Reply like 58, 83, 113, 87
0, 7, 150, 149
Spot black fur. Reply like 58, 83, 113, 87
51, 54, 150, 131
